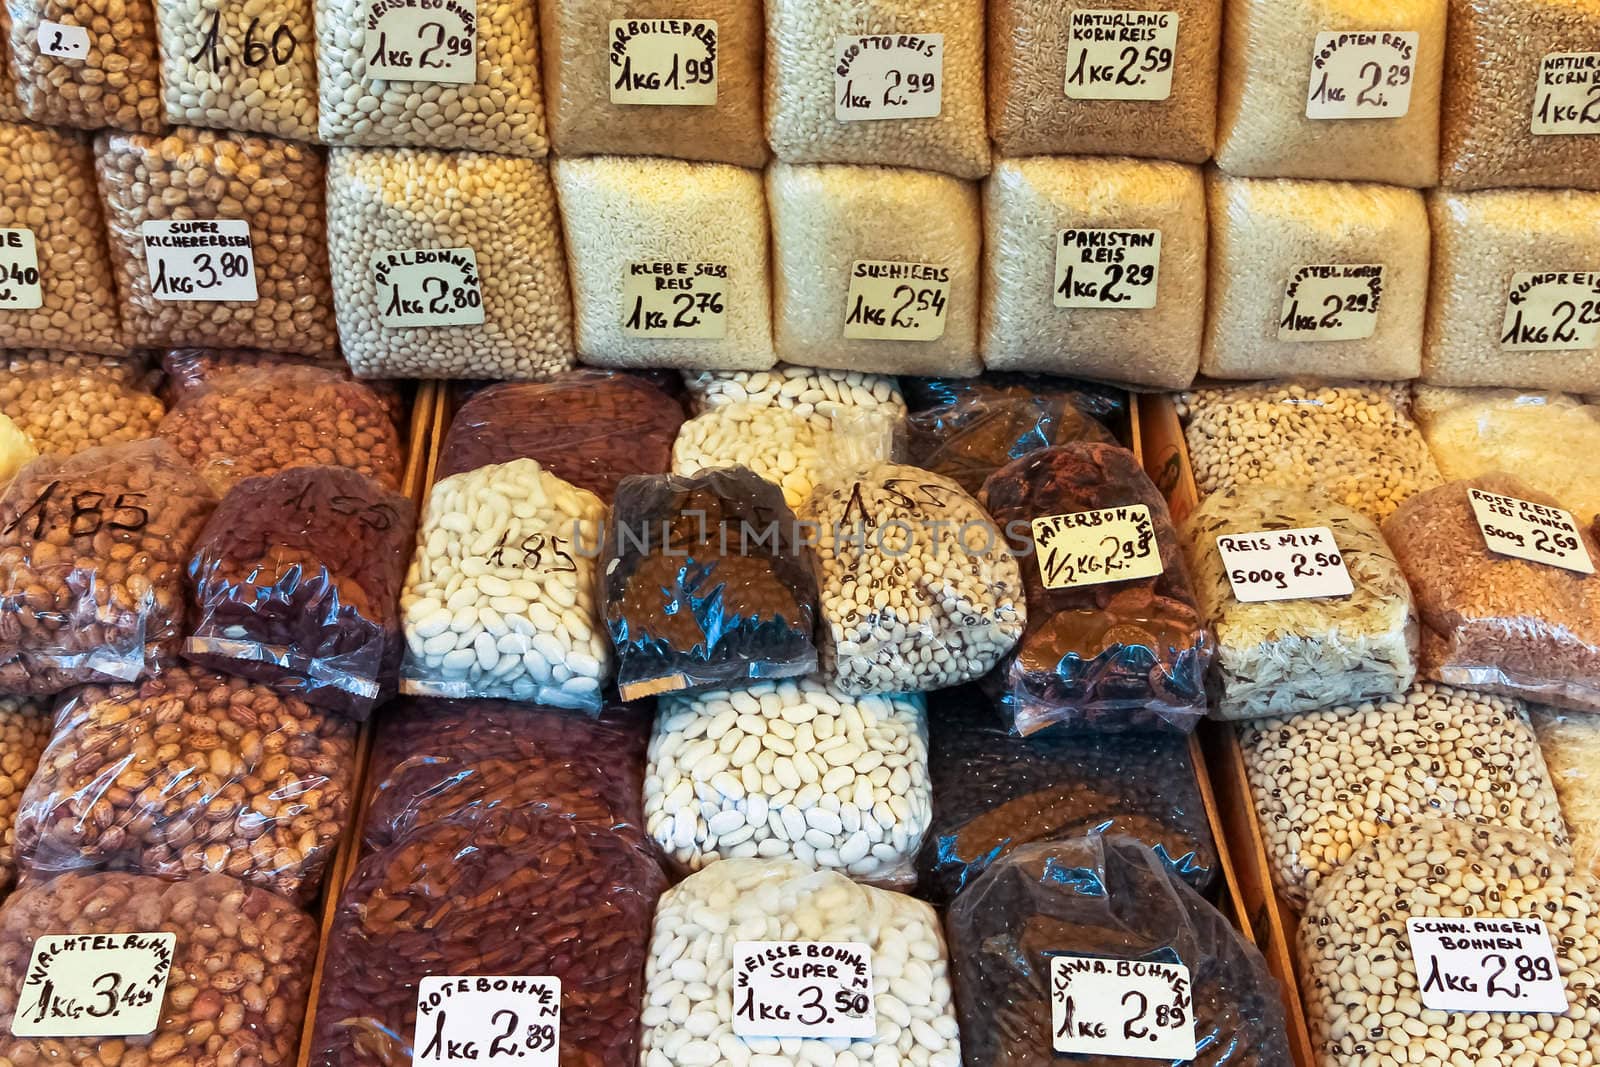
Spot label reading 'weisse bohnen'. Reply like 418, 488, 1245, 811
609, 19, 717, 104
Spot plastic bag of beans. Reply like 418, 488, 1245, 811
904, 395, 1116, 498
2, 348, 152, 383
542, 0, 766, 164
605, 467, 819, 701
5, 0, 163, 132
0, 414, 30, 483
0, 27, 24, 125
15, 663, 357, 901
364, 696, 651, 850
0, 871, 318, 1066
981, 443, 1211, 736
947, 836, 1292, 1067
154, 0, 317, 139
157, 364, 405, 493
0, 122, 125, 354
436, 372, 685, 499
0, 696, 47, 890
309, 806, 666, 1067
95, 127, 338, 354
1383, 474, 1600, 714
683, 366, 906, 426
0, 440, 217, 695
672, 403, 828, 508
917, 686, 1216, 905
185, 466, 416, 718
401, 458, 611, 710
160, 347, 410, 428
0, 362, 163, 458
902, 372, 1129, 423
1530, 707, 1600, 878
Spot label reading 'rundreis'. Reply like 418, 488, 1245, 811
1050, 955, 1197, 1059
1305, 31, 1418, 118
1500, 271, 1600, 351
364, 0, 477, 84
1407, 918, 1567, 1014
11, 933, 176, 1037
1278, 264, 1384, 341
833, 35, 942, 121
1030, 505, 1163, 590
1533, 52, 1600, 135
843, 260, 949, 341
141, 219, 258, 302
412, 976, 561, 1066
0, 229, 42, 309
622, 261, 727, 339
609, 19, 717, 105
1053, 229, 1161, 310
1469, 487, 1594, 574
732, 941, 876, 1039
1064, 10, 1179, 101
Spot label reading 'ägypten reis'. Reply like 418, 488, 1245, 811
1054, 228, 1160, 310
1305, 31, 1417, 119
609, 19, 717, 105
622, 261, 727, 339
11, 933, 176, 1037
834, 35, 942, 121
843, 260, 949, 340
365, 0, 477, 84
1469, 487, 1594, 574
1406, 918, 1567, 1014
1500, 271, 1600, 351
412, 975, 561, 1066
1216, 526, 1354, 603
1031, 505, 1163, 590
732, 941, 876, 1040
1064, 10, 1179, 101
1533, 52, 1600, 135
373, 247, 485, 328
0, 229, 42, 309
1050, 955, 1197, 1059
1278, 264, 1384, 341
141, 219, 257, 302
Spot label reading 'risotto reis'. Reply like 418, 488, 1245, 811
833, 35, 942, 121
843, 259, 950, 340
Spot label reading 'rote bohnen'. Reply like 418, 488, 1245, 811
843, 259, 949, 341
732, 941, 877, 1040
1030, 505, 1163, 590
1500, 271, 1600, 351
11, 933, 176, 1037
364, 0, 477, 84
372, 247, 485, 328
141, 219, 258, 302
833, 35, 942, 121
1063, 10, 1179, 101
609, 19, 717, 105
411, 976, 561, 1066
1053, 229, 1161, 310
0, 229, 42, 309
1278, 264, 1384, 341
622, 261, 727, 339
1050, 955, 1197, 1059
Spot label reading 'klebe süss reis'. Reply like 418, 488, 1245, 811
622, 261, 727, 339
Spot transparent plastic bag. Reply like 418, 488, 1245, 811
542, 0, 765, 164
672, 403, 827, 508
401, 459, 609, 709
684, 366, 906, 426
916, 685, 1217, 905
640, 858, 961, 1066
160, 347, 410, 428
0, 121, 126, 354
1423, 188, 1600, 392
327, 148, 575, 380
0, 19, 23, 124
185, 466, 417, 718
1202, 175, 1430, 381
904, 395, 1116, 498
767, 162, 982, 376
1383, 474, 1600, 713
6, 0, 163, 131
2, 348, 152, 385
947, 835, 1291, 1067
15, 663, 357, 901
155, 0, 317, 139
901, 372, 1128, 423
0, 440, 217, 695
802, 463, 1025, 694
0, 414, 31, 484
157, 364, 404, 493
1181, 485, 1418, 720
0, 696, 48, 890
1301, 820, 1600, 1067
310, 807, 666, 1067
605, 467, 819, 701
1530, 707, 1600, 878
982, 156, 1207, 390
1439, 0, 1600, 191
644, 678, 931, 886
436, 372, 685, 499
1215, 0, 1446, 187
1241, 681, 1567, 909
1177, 380, 1442, 522
980, 443, 1211, 735
0, 362, 164, 458
0, 871, 318, 1067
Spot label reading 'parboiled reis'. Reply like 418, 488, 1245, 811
609, 19, 717, 105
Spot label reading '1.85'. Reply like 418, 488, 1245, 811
373, 247, 485, 328
1064, 10, 1179, 101
609, 19, 717, 104
141, 219, 257, 302
843, 260, 949, 340
1050, 955, 1196, 1059
1500, 271, 1600, 351
412, 976, 560, 1066
365, 0, 477, 84
1031, 505, 1163, 590
834, 35, 942, 121
1054, 229, 1160, 309
12, 933, 176, 1037
622, 261, 727, 338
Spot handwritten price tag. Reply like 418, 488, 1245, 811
1030, 505, 1163, 590
1278, 264, 1385, 342
609, 19, 717, 104
621, 260, 727, 339
412, 976, 560, 1066
1469, 487, 1594, 574
365, 0, 476, 84
1050, 956, 1196, 1059
372, 247, 485, 328
1500, 271, 1600, 351
1407, 918, 1566, 1014
1053, 229, 1161, 310
0, 229, 42, 310
1533, 52, 1600, 135
732, 941, 876, 1040
1216, 526, 1354, 603
1064, 10, 1178, 101
1306, 31, 1418, 118
36, 19, 89, 59
833, 35, 942, 121
141, 219, 258, 302
11, 933, 175, 1038
843, 260, 949, 340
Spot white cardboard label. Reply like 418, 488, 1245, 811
36, 19, 89, 59
1533, 52, 1600, 135
1064, 9, 1179, 101
412, 976, 561, 1066
11, 933, 176, 1038
0, 229, 42, 310
1500, 271, 1600, 351
1053, 229, 1160, 310
1305, 31, 1418, 118
372, 247, 485, 328
732, 941, 876, 1040
141, 219, 258, 302
365, 0, 476, 84
621, 261, 727, 339
833, 35, 942, 121
608, 19, 717, 104
843, 260, 949, 340
1050, 955, 1197, 1059
1407, 918, 1567, 1014
1216, 526, 1355, 603
1278, 264, 1385, 341
1031, 505, 1163, 590
1469, 487, 1594, 575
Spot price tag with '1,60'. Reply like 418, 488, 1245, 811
1050, 955, 1196, 1060
12, 933, 176, 1037
732, 941, 876, 1040
412, 976, 560, 1066
1216, 526, 1354, 603
373, 247, 485, 328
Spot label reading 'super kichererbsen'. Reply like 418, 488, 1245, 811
1216, 526, 1354, 603
1050, 955, 1197, 1059
732, 941, 876, 1040
1064, 10, 1179, 101
0, 229, 42, 310
834, 35, 942, 121
609, 19, 718, 105
1406, 918, 1567, 1014
1031, 505, 1163, 590
372, 247, 485, 328
1533, 52, 1600, 135
141, 219, 258, 302
622, 261, 727, 339
1500, 271, 1600, 351
1053, 229, 1160, 310
411, 976, 561, 1066
365, 0, 477, 84
1305, 31, 1418, 119
1469, 487, 1594, 575
11, 933, 176, 1038
36, 19, 89, 59
1278, 264, 1384, 341
843, 260, 949, 340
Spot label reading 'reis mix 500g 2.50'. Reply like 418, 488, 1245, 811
365, 0, 477, 84
609, 19, 718, 105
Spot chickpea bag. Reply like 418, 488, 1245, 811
0, 696, 47, 890
160, 347, 409, 428
0, 439, 217, 695
0, 361, 164, 458
6, 0, 163, 131
14, 664, 357, 901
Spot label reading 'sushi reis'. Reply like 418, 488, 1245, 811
1533, 52, 1600, 135
1306, 31, 1418, 119
373, 247, 485, 328
0, 229, 42, 309
365, 0, 477, 84
834, 35, 942, 121
609, 19, 717, 105
1050, 955, 1197, 1059
622, 261, 727, 339
1064, 10, 1179, 101
1031, 505, 1163, 591
1054, 229, 1160, 310
11, 933, 176, 1037
412, 976, 560, 1066
1469, 487, 1594, 575
1407, 918, 1567, 1015
1278, 264, 1384, 342
1216, 526, 1354, 603
1500, 271, 1600, 351
141, 219, 257, 302
732, 941, 876, 1040
843, 260, 949, 340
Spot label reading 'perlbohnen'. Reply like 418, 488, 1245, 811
1533, 52, 1600, 135
609, 19, 717, 105
1063, 10, 1179, 101
1050, 955, 1197, 1059
1030, 505, 1163, 590
411, 976, 561, 1066
372, 247, 485, 328
732, 941, 876, 1040
11, 933, 176, 1037
1216, 527, 1354, 603
833, 35, 942, 121
1468, 487, 1594, 575
1406, 918, 1566, 1014
621, 261, 727, 339
141, 219, 258, 302
1500, 271, 1600, 351
843, 260, 949, 340
1053, 229, 1160, 310
0, 229, 42, 309
1278, 264, 1384, 341
1305, 31, 1417, 118
364, 0, 477, 84
36, 19, 89, 59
